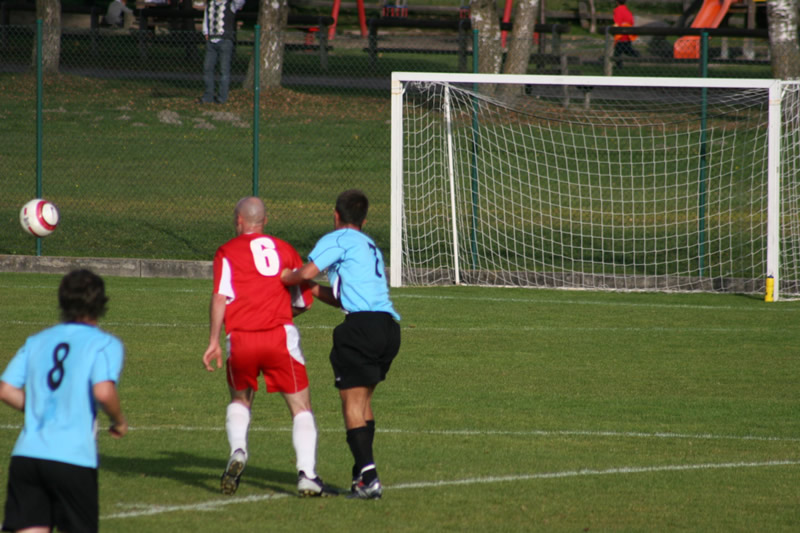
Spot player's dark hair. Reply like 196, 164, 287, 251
59, 269, 108, 322
617, 0, 626, 5
335, 189, 369, 227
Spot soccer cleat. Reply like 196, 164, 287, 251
347, 477, 383, 500
297, 471, 338, 497
221, 448, 247, 495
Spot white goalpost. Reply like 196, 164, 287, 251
390, 73, 800, 300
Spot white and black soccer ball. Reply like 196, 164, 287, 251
20, 198, 60, 237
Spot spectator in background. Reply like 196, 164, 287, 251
613, 0, 639, 68
104, 0, 134, 28
197, 0, 245, 104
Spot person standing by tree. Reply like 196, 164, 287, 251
282, 189, 401, 500
198, 0, 245, 104
0, 269, 127, 533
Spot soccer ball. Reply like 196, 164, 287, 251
20, 199, 60, 237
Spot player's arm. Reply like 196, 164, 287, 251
93, 380, 128, 438
0, 381, 24, 412
202, 292, 226, 371
310, 283, 340, 308
281, 263, 341, 308
281, 262, 319, 286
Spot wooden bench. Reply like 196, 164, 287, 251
235, 14, 335, 70
364, 18, 570, 73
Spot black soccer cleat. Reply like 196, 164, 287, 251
347, 477, 383, 500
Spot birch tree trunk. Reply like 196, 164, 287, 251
502, 0, 538, 74
499, 0, 539, 98
243, 0, 289, 90
470, 0, 503, 74
33, 0, 61, 74
767, 0, 800, 79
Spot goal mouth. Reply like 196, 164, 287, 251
390, 74, 800, 300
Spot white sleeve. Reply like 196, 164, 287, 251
217, 257, 235, 300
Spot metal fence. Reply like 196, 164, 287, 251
0, 20, 774, 262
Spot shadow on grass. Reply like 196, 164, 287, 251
99, 450, 321, 496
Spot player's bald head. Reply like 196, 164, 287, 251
234, 197, 266, 233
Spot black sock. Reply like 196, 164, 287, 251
347, 425, 377, 483
352, 420, 376, 480
366, 419, 375, 447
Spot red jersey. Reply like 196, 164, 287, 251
613, 4, 635, 42
213, 232, 311, 333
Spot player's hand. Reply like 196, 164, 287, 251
203, 343, 222, 372
109, 418, 128, 439
280, 268, 292, 284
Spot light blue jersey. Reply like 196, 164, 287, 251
1, 323, 124, 468
309, 228, 400, 320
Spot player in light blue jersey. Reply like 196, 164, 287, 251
0, 269, 127, 533
282, 189, 401, 499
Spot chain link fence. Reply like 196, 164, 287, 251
0, 17, 774, 262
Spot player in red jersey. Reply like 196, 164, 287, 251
202, 196, 335, 497
613, 0, 639, 68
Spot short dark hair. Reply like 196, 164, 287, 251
335, 189, 369, 227
59, 269, 108, 322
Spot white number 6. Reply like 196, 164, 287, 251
250, 237, 280, 276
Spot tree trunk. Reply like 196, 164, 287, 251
503, 0, 538, 74
243, 0, 289, 90
499, 0, 538, 99
767, 0, 800, 79
33, 0, 61, 74
470, 0, 503, 75
588, 0, 596, 34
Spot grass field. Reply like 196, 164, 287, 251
0, 272, 798, 531
0, 72, 392, 261
0, 21, 775, 263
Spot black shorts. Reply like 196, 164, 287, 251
3, 456, 98, 533
330, 312, 401, 389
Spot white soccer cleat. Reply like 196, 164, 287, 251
297, 471, 338, 497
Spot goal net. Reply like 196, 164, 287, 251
390, 73, 800, 300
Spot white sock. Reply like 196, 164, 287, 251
226, 402, 250, 459
292, 410, 317, 478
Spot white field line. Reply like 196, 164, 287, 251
2, 283, 798, 313
101, 459, 800, 520
0, 284, 205, 294
392, 293, 800, 312
387, 460, 800, 490
104, 493, 292, 519
2, 424, 796, 443
2, 319, 783, 334
5, 320, 209, 329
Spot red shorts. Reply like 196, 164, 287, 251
226, 324, 309, 394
